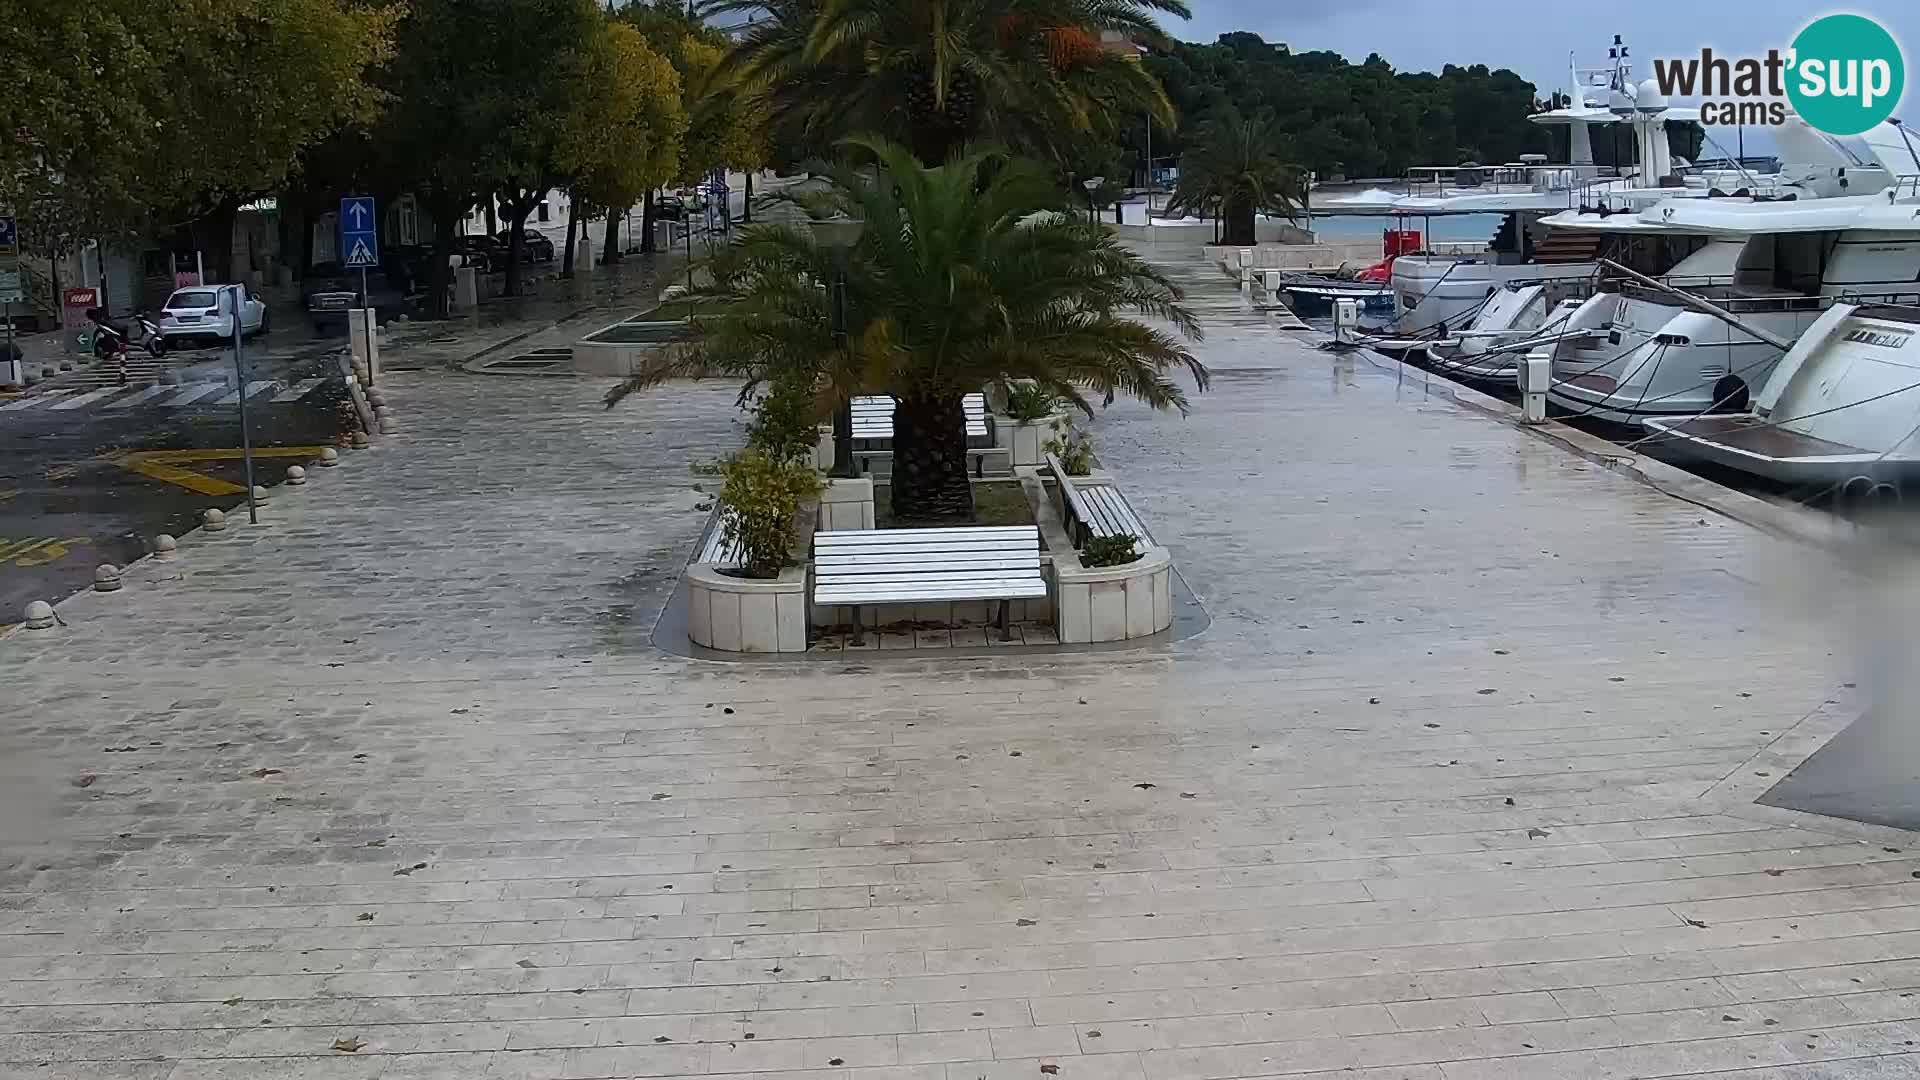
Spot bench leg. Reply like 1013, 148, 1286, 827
997, 600, 1011, 642
973, 452, 983, 478
851, 605, 865, 646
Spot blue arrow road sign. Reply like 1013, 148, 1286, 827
340, 196, 378, 268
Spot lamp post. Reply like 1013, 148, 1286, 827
808, 215, 865, 478
1081, 177, 1103, 226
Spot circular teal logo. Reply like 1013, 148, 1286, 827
1787, 14, 1904, 136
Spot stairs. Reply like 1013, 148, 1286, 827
1531, 229, 1602, 265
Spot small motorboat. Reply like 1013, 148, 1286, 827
1281, 282, 1396, 314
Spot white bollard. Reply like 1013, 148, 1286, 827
317, 447, 340, 468
153, 534, 178, 559
22, 601, 55, 629
202, 508, 227, 532
375, 407, 397, 434
93, 564, 122, 592
250, 485, 270, 505
350, 430, 371, 449
286, 465, 307, 486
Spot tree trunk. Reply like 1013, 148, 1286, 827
503, 206, 528, 297
640, 190, 657, 254
562, 197, 578, 277
741, 173, 753, 224
484, 196, 497, 237
889, 393, 975, 522
603, 206, 625, 263
1223, 197, 1256, 246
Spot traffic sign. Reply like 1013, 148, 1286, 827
0, 215, 21, 304
340, 196, 378, 268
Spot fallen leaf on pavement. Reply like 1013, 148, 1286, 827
73, 774, 97, 788
355, 912, 374, 922
251, 768, 282, 778
332, 1037, 364, 1053
1016, 918, 1037, 927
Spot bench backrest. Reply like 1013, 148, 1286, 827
814, 526, 1041, 589
849, 394, 989, 439
1045, 451, 1096, 529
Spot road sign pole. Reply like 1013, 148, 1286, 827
231, 285, 258, 525
3, 300, 14, 387
359, 266, 375, 388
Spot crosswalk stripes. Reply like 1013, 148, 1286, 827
0, 378, 337, 414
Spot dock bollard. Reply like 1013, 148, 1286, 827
202, 508, 227, 532
153, 535, 178, 560
317, 448, 340, 468
250, 485, 270, 506
286, 465, 307, 486
22, 601, 55, 629
93, 564, 122, 592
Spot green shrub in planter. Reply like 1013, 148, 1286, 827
1082, 533, 1141, 567
1044, 421, 1097, 475
1003, 382, 1061, 422
718, 449, 823, 578
746, 377, 822, 464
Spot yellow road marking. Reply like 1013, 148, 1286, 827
0, 536, 91, 567
112, 447, 328, 497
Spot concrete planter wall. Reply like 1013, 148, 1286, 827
995, 414, 1067, 467
687, 563, 808, 653
818, 477, 874, 531
1052, 546, 1173, 644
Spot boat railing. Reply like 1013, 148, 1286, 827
1397, 164, 1622, 199
1616, 281, 1920, 315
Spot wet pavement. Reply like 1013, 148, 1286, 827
2, 239, 1918, 1080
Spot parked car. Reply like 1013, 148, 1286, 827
450, 234, 507, 273
301, 262, 414, 332
654, 194, 687, 221
495, 228, 556, 263
157, 285, 268, 347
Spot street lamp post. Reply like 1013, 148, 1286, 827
808, 215, 865, 479
1081, 177, 1104, 227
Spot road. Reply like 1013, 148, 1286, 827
0, 336, 352, 621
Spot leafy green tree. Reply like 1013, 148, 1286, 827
1166, 106, 1304, 246
372, 0, 603, 316
723, 0, 1188, 167
0, 0, 393, 255
558, 20, 687, 266
609, 139, 1206, 522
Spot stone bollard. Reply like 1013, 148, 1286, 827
22, 601, 55, 630
250, 485, 270, 506
93, 564, 123, 592
286, 465, 307, 486
202, 508, 227, 532
376, 407, 397, 434
153, 534, 178, 559
317, 447, 340, 468
366, 387, 386, 409
350, 430, 371, 449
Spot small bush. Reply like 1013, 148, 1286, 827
1044, 420, 1096, 476
1082, 533, 1141, 567
1003, 382, 1061, 422
745, 378, 822, 464
718, 449, 823, 578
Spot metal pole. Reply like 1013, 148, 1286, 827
3, 300, 14, 386
230, 286, 259, 524
360, 266, 375, 387
830, 252, 854, 478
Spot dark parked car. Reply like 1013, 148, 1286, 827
302, 262, 414, 331
496, 228, 556, 263
654, 194, 687, 221
450, 234, 508, 273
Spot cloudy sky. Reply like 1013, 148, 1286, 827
1175, 0, 1916, 117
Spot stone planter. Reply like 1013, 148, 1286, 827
995, 414, 1067, 467
687, 563, 808, 653
1052, 545, 1173, 644
818, 477, 874, 531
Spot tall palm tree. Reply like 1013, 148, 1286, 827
1167, 105, 1306, 247
609, 138, 1206, 522
717, 0, 1189, 167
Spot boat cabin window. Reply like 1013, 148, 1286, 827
1732, 231, 1833, 296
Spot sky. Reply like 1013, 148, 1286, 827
1174, 0, 1917, 119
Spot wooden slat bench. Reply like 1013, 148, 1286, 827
1045, 452, 1154, 550
849, 393, 991, 441
813, 526, 1047, 642
696, 522, 743, 568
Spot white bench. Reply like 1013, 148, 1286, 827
849, 393, 991, 440
1045, 452, 1153, 550
813, 526, 1047, 642
697, 521, 743, 568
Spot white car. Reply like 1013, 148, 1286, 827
158, 285, 269, 347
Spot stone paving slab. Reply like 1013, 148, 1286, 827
0, 243, 1913, 1079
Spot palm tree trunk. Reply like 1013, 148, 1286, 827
1223, 196, 1256, 246
890, 393, 975, 522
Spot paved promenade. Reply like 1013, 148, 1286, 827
1, 242, 1913, 1080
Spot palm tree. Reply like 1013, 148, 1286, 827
717, 0, 1189, 167
1167, 105, 1306, 247
609, 138, 1206, 522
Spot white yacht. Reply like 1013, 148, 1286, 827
1544, 187, 1920, 426
1642, 301, 1920, 490
1420, 117, 1904, 388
